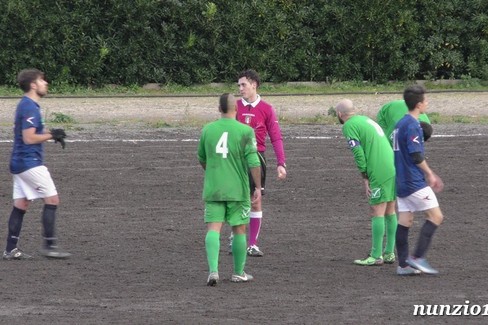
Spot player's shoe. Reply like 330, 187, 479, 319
353, 255, 384, 266
247, 245, 264, 257
2, 248, 33, 260
383, 252, 396, 264
39, 246, 72, 259
406, 256, 439, 275
207, 272, 219, 286
231, 272, 254, 283
396, 266, 422, 276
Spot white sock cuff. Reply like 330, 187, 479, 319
250, 211, 263, 219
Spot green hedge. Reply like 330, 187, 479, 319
1, 0, 487, 86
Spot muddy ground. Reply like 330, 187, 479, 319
0, 93, 487, 324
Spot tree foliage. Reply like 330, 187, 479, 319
0, 0, 487, 86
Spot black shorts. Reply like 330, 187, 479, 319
249, 152, 266, 195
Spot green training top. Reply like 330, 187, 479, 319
198, 118, 260, 202
342, 115, 395, 185
376, 99, 430, 144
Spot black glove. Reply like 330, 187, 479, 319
420, 122, 433, 142
55, 137, 66, 149
50, 128, 67, 149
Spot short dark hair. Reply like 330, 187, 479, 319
403, 85, 426, 111
17, 69, 45, 92
238, 69, 260, 88
219, 93, 233, 113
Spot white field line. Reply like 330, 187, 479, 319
294, 133, 488, 139
0, 133, 485, 144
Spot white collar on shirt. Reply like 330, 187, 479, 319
241, 94, 261, 108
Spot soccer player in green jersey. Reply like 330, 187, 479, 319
198, 93, 262, 286
377, 99, 432, 145
335, 99, 397, 266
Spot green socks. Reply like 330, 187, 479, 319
232, 233, 247, 275
370, 214, 397, 258
371, 216, 385, 258
384, 213, 398, 255
205, 231, 247, 275
205, 230, 220, 273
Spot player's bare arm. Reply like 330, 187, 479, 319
250, 165, 262, 203
416, 159, 444, 193
22, 127, 53, 144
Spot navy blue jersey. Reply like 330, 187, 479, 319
10, 96, 45, 174
393, 114, 426, 197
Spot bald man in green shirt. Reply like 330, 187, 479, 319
198, 93, 262, 286
336, 99, 397, 266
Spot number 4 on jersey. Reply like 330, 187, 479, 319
216, 132, 229, 158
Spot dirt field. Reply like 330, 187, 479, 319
0, 94, 487, 324
0, 91, 488, 126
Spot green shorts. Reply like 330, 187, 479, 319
368, 177, 396, 206
204, 200, 251, 226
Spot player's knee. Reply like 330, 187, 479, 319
400, 220, 414, 228
14, 199, 29, 211
398, 213, 414, 227
429, 213, 443, 226
426, 207, 443, 225
44, 195, 60, 206
232, 224, 246, 234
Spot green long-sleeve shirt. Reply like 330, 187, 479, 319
342, 115, 395, 184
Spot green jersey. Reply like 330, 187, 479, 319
376, 99, 430, 144
198, 118, 260, 202
342, 115, 395, 185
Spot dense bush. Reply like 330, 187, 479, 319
0, 0, 487, 86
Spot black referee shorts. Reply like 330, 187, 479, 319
249, 152, 266, 195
